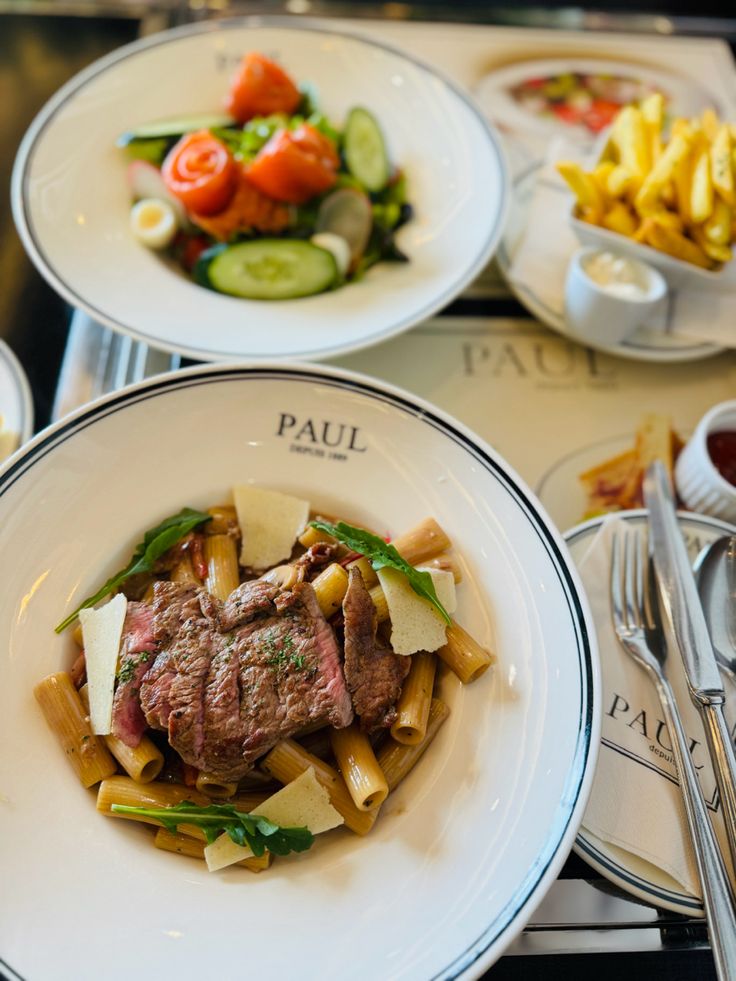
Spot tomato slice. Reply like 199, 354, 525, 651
189, 168, 292, 240
583, 99, 621, 133
246, 124, 338, 205
226, 52, 302, 124
550, 103, 583, 125
162, 130, 237, 215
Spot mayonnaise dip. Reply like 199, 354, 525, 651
582, 250, 650, 299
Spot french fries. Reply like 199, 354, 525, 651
557, 100, 736, 270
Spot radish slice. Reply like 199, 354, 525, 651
315, 188, 372, 268
130, 199, 178, 250
311, 232, 351, 276
127, 160, 187, 227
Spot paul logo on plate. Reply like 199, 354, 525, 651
276, 412, 368, 462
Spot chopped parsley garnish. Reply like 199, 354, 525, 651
117, 651, 151, 685
262, 630, 307, 671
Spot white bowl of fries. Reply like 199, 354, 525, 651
559, 97, 736, 292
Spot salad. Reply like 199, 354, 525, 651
118, 52, 411, 300
509, 71, 665, 135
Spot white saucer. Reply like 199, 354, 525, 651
0, 340, 33, 462
565, 509, 736, 916
496, 165, 724, 364
535, 433, 634, 532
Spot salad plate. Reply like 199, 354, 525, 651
12, 18, 508, 363
0, 362, 598, 980
474, 57, 718, 148
0, 339, 33, 464
566, 510, 736, 916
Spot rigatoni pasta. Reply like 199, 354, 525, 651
79, 684, 163, 784
154, 828, 271, 872
378, 699, 451, 792
204, 534, 240, 600
390, 653, 436, 745
34, 672, 117, 788
330, 724, 388, 811
438, 621, 495, 684
261, 738, 380, 835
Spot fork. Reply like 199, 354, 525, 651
611, 524, 736, 978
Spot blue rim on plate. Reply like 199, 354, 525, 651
565, 508, 736, 917
0, 363, 598, 978
11, 17, 509, 363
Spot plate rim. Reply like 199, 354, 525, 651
474, 55, 722, 107
10, 15, 509, 363
0, 360, 599, 978
0, 339, 33, 447
565, 507, 736, 917
496, 162, 724, 365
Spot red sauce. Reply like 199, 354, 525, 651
707, 430, 736, 486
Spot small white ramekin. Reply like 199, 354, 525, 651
564, 246, 668, 346
675, 400, 736, 523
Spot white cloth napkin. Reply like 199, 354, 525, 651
508, 139, 736, 350
578, 516, 736, 900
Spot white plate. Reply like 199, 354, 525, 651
474, 57, 718, 148
565, 509, 736, 916
0, 339, 33, 463
11, 18, 508, 363
496, 164, 723, 363
0, 363, 598, 980
535, 433, 635, 532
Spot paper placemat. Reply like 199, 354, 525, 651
336, 317, 736, 527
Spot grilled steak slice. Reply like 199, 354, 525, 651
294, 542, 339, 579
137, 578, 352, 781
110, 601, 157, 747
342, 567, 410, 732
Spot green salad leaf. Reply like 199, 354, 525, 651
110, 800, 314, 856
55, 507, 212, 633
211, 109, 340, 166
310, 520, 451, 624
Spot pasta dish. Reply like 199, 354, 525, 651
35, 486, 494, 873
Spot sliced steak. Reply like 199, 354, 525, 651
294, 542, 339, 579
138, 578, 352, 781
342, 566, 410, 732
110, 601, 157, 747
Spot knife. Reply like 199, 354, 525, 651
644, 460, 736, 874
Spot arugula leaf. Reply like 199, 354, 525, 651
310, 520, 451, 624
55, 507, 212, 633
110, 800, 314, 856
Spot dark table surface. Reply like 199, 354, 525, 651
1, 4, 733, 979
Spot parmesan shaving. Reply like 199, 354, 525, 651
233, 485, 310, 570
79, 593, 127, 734
377, 567, 450, 655
204, 767, 343, 872
416, 567, 457, 614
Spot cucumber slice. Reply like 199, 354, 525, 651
343, 107, 390, 193
204, 240, 338, 300
117, 113, 236, 146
